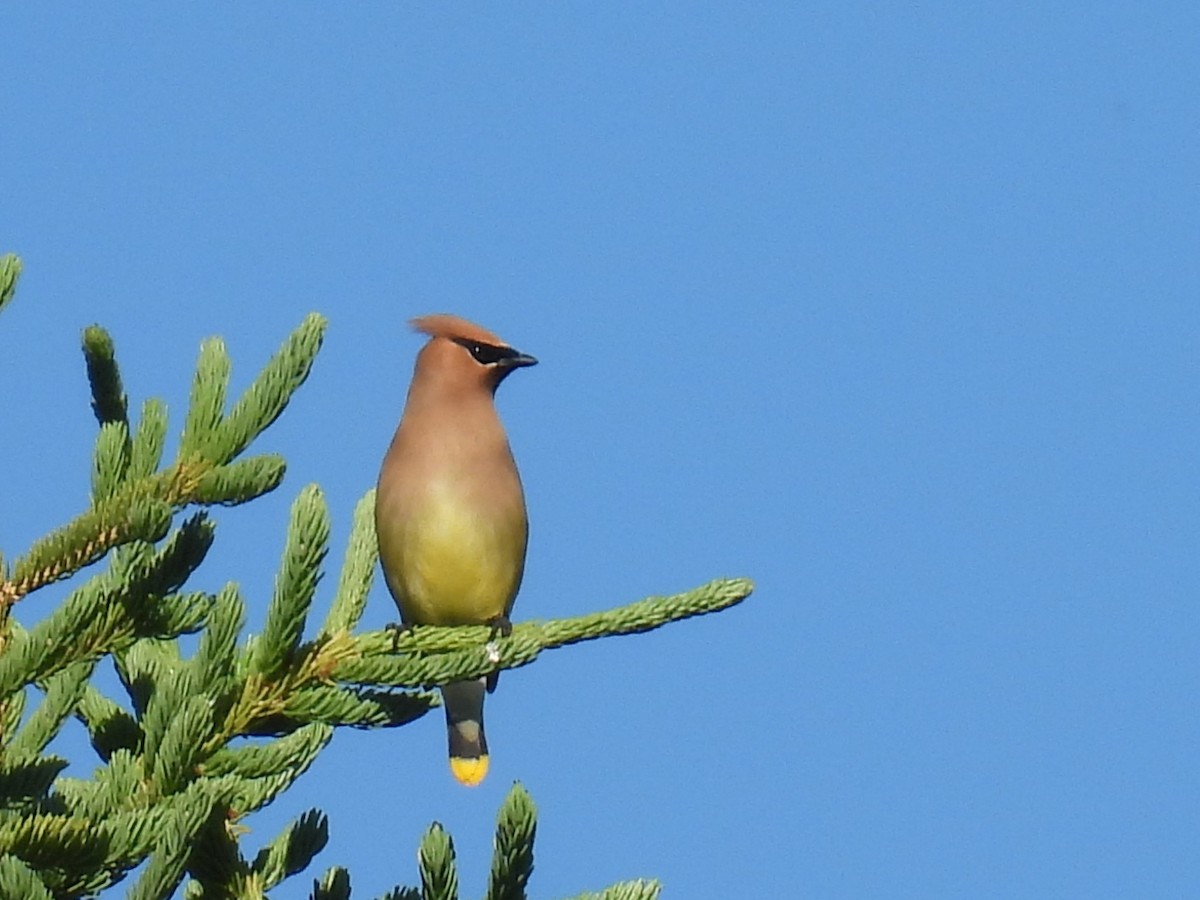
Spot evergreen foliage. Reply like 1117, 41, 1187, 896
0, 253, 753, 898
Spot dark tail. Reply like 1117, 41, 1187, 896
442, 678, 489, 786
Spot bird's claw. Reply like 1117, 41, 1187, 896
486, 615, 513, 640
386, 621, 413, 652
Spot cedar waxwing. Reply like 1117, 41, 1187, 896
375, 314, 536, 787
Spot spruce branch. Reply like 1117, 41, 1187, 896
192, 454, 287, 506
0, 684, 26, 745
0, 533, 212, 698
311, 867, 352, 900
0, 313, 325, 608
0, 809, 112, 872
52, 748, 141, 822
129, 398, 168, 480
76, 690, 141, 760
120, 639, 185, 734
125, 786, 217, 900
251, 808, 329, 890
418, 823, 459, 900
92, 422, 132, 503
278, 685, 436, 731
191, 583, 246, 700
7, 659, 94, 759
0, 852, 53, 900
333, 576, 754, 689
485, 783, 537, 900
0, 280, 751, 896
319, 490, 379, 639
203, 723, 333, 780
253, 485, 330, 681
391, 785, 662, 900
0, 489, 174, 608
179, 337, 232, 462
567, 880, 662, 900
179, 800, 246, 893
216, 312, 326, 461
82, 325, 129, 427
0, 755, 69, 808
221, 764, 318, 822
0, 253, 20, 318
149, 694, 215, 795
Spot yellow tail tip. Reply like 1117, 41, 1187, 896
449, 755, 489, 787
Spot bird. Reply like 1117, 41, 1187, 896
375, 314, 537, 787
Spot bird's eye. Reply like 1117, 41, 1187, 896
453, 338, 516, 366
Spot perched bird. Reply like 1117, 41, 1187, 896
375, 314, 537, 787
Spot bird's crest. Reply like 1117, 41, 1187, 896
411, 314, 505, 347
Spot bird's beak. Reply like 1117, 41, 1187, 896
504, 351, 538, 368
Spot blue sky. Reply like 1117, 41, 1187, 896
3, 5, 1198, 897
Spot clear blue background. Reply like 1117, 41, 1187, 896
3, 6, 1197, 897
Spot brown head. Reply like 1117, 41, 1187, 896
408, 314, 537, 399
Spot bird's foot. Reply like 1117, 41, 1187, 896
486, 615, 513, 640
386, 621, 414, 652
483, 615, 512, 693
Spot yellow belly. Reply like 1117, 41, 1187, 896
381, 494, 525, 627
